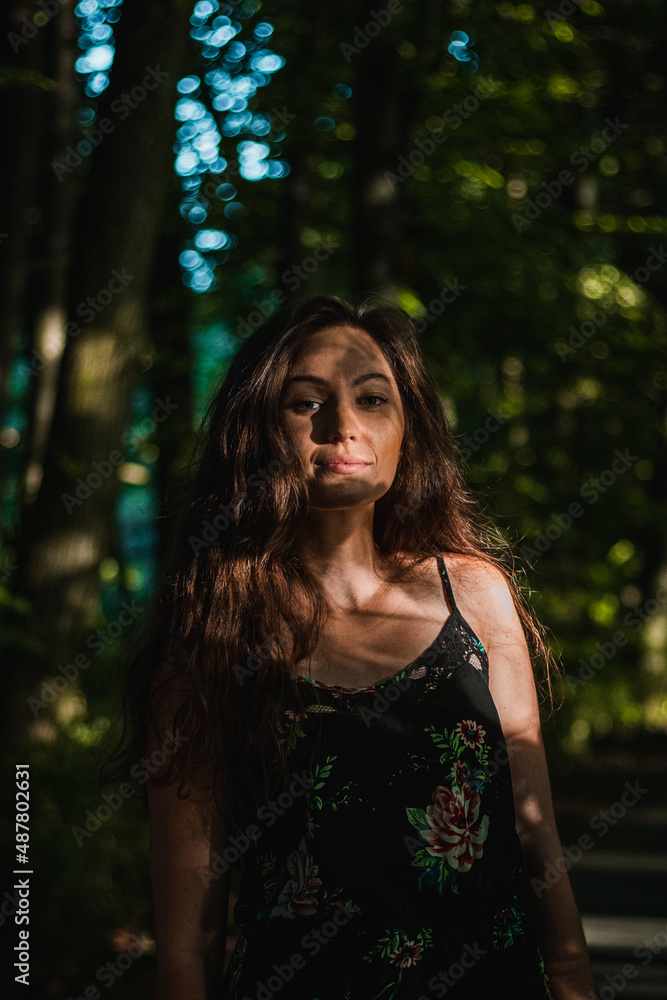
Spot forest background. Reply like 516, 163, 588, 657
1, 0, 666, 996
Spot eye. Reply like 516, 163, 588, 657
292, 395, 389, 412
361, 394, 389, 407
292, 399, 321, 412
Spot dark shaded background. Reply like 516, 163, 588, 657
1, 0, 666, 996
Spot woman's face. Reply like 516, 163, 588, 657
280, 325, 405, 511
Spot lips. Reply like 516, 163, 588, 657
316, 458, 369, 467
315, 457, 369, 473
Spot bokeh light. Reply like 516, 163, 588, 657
173, 5, 289, 292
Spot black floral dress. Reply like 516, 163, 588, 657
220, 555, 552, 999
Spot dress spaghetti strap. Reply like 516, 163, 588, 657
436, 553, 457, 615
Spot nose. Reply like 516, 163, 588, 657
324, 397, 359, 443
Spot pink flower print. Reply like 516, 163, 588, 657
276, 838, 322, 917
450, 760, 469, 785
284, 709, 308, 721
455, 719, 486, 748
390, 941, 423, 968
422, 783, 490, 873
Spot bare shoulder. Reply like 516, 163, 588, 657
444, 553, 540, 738
441, 552, 520, 651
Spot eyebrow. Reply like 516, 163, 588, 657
285, 372, 392, 388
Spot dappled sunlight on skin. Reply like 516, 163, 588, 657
280, 326, 405, 515
472, 547, 596, 996
504, 730, 593, 995
504, 733, 550, 841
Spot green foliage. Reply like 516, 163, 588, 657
185, 0, 667, 755
5, 2, 667, 996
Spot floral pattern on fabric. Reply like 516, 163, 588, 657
492, 902, 526, 950
406, 720, 491, 893
221, 557, 555, 998
275, 837, 323, 918
276, 706, 310, 754
305, 754, 355, 832
251, 750, 361, 921
362, 928, 434, 1000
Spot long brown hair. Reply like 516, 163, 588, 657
101, 293, 558, 836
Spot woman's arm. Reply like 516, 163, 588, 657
149, 776, 231, 1000
146, 656, 232, 1000
452, 556, 595, 1000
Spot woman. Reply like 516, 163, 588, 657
106, 294, 594, 999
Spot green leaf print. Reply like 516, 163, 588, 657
424, 723, 464, 765
363, 926, 434, 963
311, 754, 337, 789
258, 850, 281, 895
276, 710, 309, 754
410, 846, 458, 893
425, 720, 489, 766
405, 806, 429, 830
405, 723, 493, 893
362, 929, 434, 1000
306, 755, 354, 816
492, 902, 526, 950
329, 783, 353, 811
324, 886, 362, 917
405, 751, 431, 770
363, 930, 402, 961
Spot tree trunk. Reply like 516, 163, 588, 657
351, 37, 404, 295
0, 2, 61, 518
11, 0, 193, 736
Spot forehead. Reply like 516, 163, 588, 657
290, 325, 394, 373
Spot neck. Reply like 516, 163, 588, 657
296, 508, 389, 612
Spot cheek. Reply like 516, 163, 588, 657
281, 415, 306, 444
376, 420, 404, 457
